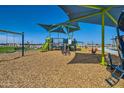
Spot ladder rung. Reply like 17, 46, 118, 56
111, 77, 118, 83
105, 78, 115, 86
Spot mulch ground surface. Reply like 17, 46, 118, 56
0, 50, 124, 88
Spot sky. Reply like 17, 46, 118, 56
0, 5, 120, 44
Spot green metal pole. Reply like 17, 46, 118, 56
105, 11, 117, 25
81, 5, 103, 10
100, 13, 106, 65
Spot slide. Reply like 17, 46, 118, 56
41, 41, 49, 52
41, 37, 52, 52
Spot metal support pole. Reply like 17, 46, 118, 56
100, 13, 107, 65
22, 32, 24, 56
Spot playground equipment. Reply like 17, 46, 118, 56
41, 37, 77, 52
68, 38, 77, 51
41, 37, 52, 52
39, 23, 66, 51
38, 22, 80, 52
0, 29, 24, 56
52, 38, 64, 50
106, 12, 124, 86
61, 38, 77, 55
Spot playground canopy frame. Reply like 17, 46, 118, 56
0, 29, 24, 56
38, 21, 80, 38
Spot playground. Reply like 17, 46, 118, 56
0, 5, 124, 88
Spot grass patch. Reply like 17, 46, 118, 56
0, 46, 16, 53
0, 46, 37, 53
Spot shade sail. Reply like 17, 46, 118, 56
38, 21, 80, 34
38, 23, 57, 31
59, 5, 124, 27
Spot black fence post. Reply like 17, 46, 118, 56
22, 32, 24, 56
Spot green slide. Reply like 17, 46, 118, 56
41, 37, 52, 52
41, 41, 49, 52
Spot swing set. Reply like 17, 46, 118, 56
0, 29, 24, 56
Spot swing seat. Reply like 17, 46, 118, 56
91, 48, 97, 54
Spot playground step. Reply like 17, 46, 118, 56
106, 77, 119, 87
106, 67, 124, 86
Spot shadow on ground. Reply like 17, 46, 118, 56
68, 52, 101, 64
